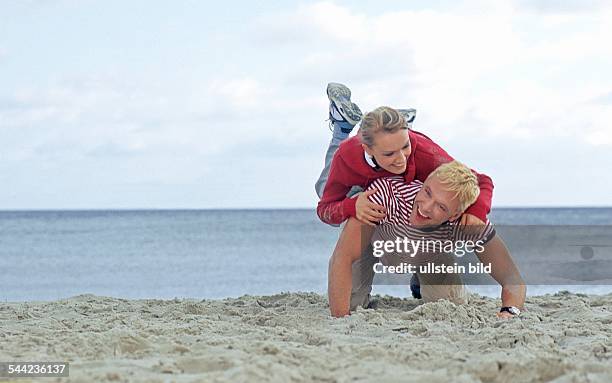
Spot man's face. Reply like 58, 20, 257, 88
410, 175, 463, 227
362, 130, 411, 175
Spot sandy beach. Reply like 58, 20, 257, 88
1, 291, 611, 382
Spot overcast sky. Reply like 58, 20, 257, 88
1, 0, 611, 209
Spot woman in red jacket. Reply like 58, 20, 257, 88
315, 82, 493, 227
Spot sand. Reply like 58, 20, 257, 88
1, 291, 612, 382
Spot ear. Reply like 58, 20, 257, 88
448, 210, 463, 222
362, 143, 373, 156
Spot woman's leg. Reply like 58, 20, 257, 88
314, 83, 362, 198
315, 132, 349, 199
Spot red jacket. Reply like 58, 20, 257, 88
317, 130, 494, 225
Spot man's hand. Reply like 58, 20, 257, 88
355, 189, 386, 226
476, 236, 527, 315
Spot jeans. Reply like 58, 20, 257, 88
315, 134, 363, 201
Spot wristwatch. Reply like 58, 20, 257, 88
500, 306, 521, 316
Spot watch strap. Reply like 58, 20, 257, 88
500, 306, 520, 316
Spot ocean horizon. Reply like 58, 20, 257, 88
2, 207, 612, 302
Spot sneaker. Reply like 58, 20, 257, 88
397, 108, 417, 128
327, 82, 363, 131
366, 298, 379, 310
410, 274, 422, 299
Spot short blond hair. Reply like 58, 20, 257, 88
360, 106, 406, 147
428, 161, 480, 213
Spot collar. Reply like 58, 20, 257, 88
364, 151, 379, 169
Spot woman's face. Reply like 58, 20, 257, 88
363, 129, 411, 174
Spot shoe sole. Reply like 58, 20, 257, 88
327, 82, 363, 125
366, 299, 379, 310
397, 108, 417, 126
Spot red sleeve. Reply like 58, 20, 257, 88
316, 153, 359, 225
412, 132, 494, 222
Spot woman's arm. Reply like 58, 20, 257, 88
317, 153, 386, 226
412, 131, 494, 222
316, 154, 359, 225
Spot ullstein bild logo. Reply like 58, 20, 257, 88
373, 261, 491, 275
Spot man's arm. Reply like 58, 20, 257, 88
475, 235, 526, 311
328, 218, 374, 317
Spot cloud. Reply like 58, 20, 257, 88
5, 2, 612, 153
246, 2, 612, 147
512, 0, 610, 14
206, 77, 271, 112
253, 2, 368, 45
1, 74, 221, 160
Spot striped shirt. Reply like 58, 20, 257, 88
367, 177, 495, 261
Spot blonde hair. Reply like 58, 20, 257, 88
428, 161, 480, 213
360, 106, 406, 147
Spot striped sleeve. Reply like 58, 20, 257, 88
366, 178, 400, 225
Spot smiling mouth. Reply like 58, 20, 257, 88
416, 205, 430, 220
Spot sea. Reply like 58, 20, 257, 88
1, 208, 612, 302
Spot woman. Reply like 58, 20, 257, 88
315, 82, 493, 227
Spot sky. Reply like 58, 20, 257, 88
1, 0, 611, 209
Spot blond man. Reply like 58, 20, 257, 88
328, 161, 526, 318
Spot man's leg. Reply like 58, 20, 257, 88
415, 254, 469, 305
418, 278, 468, 305
314, 83, 362, 198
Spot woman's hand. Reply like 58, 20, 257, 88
459, 213, 485, 236
355, 189, 386, 226
459, 213, 485, 226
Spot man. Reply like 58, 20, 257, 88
328, 161, 526, 318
